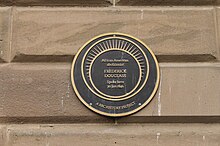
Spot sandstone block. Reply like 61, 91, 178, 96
0, 63, 219, 123
0, 63, 113, 123
6, 124, 220, 146
12, 7, 218, 62
116, 0, 217, 6
0, 125, 6, 146
13, 0, 110, 6
216, 7, 220, 59
0, 7, 11, 62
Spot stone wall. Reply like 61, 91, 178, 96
0, 0, 219, 145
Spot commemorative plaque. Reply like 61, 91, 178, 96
71, 33, 160, 117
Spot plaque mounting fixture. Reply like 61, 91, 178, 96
71, 33, 160, 117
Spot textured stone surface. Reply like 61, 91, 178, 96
159, 63, 220, 116
0, 63, 113, 123
0, 7, 11, 62
119, 63, 220, 122
217, 7, 220, 59
0, 3, 218, 146
0, 0, 111, 6
12, 7, 218, 62
1, 0, 220, 6
0, 125, 6, 146
0, 0, 11, 6
0, 63, 219, 123
6, 124, 220, 146
116, 0, 219, 6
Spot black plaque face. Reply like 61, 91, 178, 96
71, 33, 160, 117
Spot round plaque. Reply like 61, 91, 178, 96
71, 33, 160, 117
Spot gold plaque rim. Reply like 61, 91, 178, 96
81, 36, 150, 101
71, 32, 160, 117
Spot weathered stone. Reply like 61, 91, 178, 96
216, 7, 220, 59
12, 7, 218, 62
0, 63, 219, 123
7, 124, 220, 146
0, 63, 113, 123
0, 0, 12, 6
0, 7, 11, 62
1, 0, 111, 6
116, 0, 218, 6
122, 63, 220, 122
2, 0, 220, 6
159, 63, 220, 116
0, 125, 6, 146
